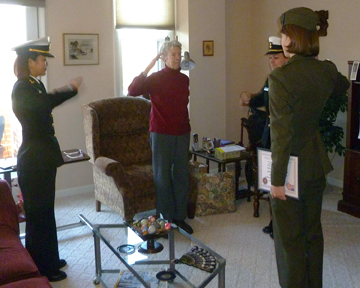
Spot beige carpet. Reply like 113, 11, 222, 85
21, 185, 360, 288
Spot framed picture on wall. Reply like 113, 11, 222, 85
203, 40, 214, 56
63, 33, 99, 65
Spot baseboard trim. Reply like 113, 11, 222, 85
326, 176, 343, 188
55, 184, 94, 198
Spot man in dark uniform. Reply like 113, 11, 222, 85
12, 37, 82, 282
240, 36, 288, 238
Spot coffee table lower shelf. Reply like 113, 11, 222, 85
78, 214, 226, 288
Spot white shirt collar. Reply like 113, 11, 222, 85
30, 75, 40, 84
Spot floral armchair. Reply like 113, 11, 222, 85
82, 96, 197, 221
82, 96, 156, 221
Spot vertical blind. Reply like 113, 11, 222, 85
0, 0, 44, 7
116, 0, 175, 30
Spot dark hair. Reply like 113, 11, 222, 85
281, 24, 319, 57
13, 53, 39, 79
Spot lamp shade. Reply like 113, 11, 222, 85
180, 51, 196, 71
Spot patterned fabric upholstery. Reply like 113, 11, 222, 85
82, 96, 197, 221
82, 97, 156, 221
194, 172, 236, 216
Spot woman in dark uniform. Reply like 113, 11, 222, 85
11, 37, 82, 282
269, 8, 349, 288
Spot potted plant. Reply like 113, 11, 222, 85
319, 91, 348, 156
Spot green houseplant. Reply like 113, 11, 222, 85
319, 91, 348, 156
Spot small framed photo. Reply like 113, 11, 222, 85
203, 40, 214, 56
63, 33, 99, 66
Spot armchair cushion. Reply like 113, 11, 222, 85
94, 156, 154, 197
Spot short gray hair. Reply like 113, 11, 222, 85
159, 40, 182, 60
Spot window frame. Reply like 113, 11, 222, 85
115, 28, 174, 97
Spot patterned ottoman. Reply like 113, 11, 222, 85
194, 171, 236, 216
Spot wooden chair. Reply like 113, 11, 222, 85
239, 109, 271, 217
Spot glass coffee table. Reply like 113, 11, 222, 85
78, 214, 225, 288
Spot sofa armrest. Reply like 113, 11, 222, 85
0, 180, 19, 235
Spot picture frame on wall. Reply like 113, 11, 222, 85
63, 33, 99, 65
203, 40, 214, 56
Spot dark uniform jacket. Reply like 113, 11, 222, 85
12, 78, 77, 171
269, 55, 350, 186
249, 79, 270, 148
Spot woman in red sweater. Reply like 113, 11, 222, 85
128, 40, 193, 234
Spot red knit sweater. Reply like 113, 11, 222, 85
128, 65, 191, 135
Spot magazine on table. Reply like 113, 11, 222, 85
114, 270, 167, 288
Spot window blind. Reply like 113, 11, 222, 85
0, 0, 44, 7
116, 0, 175, 30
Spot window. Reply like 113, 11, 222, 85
115, 0, 174, 30
116, 29, 172, 96
115, 0, 175, 97
0, 3, 45, 159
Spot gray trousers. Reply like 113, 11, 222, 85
150, 132, 190, 221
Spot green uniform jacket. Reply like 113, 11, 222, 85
269, 55, 349, 186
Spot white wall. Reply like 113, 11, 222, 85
226, 1, 360, 186
45, 0, 115, 192
188, 0, 227, 141
44, 0, 358, 192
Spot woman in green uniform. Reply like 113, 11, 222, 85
269, 7, 349, 288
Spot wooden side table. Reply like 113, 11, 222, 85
0, 149, 90, 190
189, 150, 253, 201
62, 148, 90, 164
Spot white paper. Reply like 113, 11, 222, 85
257, 149, 299, 199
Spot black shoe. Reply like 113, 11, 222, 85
262, 225, 272, 234
262, 220, 273, 234
59, 259, 67, 269
270, 232, 274, 239
173, 219, 193, 234
46, 270, 67, 282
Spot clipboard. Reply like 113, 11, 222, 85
257, 148, 299, 199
